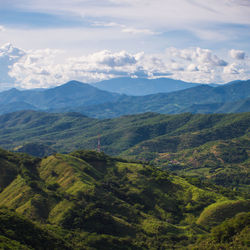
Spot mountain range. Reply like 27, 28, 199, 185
73, 80, 250, 118
0, 78, 249, 118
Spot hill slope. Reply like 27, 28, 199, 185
0, 111, 249, 155
0, 111, 249, 191
0, 149, 249, 249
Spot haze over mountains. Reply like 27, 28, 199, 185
92, 77, 201, 95
0, 78, 249, 118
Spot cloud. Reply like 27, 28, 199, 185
3, 0, 250, 43
187, 64, 198, 72
92, 21, 158, 36
223, 63, 240, 74
0, 25, 6, 32
89, 50, 138, 67
1, 43, 249, 90
0, 43, 25, 89
229, 49, 245, 60
121, 27, 158, 35
166, 47, 228, 67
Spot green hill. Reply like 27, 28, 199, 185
0, 148, 248, 249
0, 111, 249, 156
0, 111, 249, 191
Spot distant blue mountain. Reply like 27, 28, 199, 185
0, 78, 249, 117
93, 77, 201, 95
0, 80, 120, 112
69, 79, 250, 118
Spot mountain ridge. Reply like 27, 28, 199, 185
93, 77, 202, 95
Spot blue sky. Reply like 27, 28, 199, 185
0, 0, 250, 89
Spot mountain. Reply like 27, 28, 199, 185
0, 79, 249, 117
181, 97, 250, 114
0, 101, 38, 114
0, 148, 249, 249
93, 77, 201, 95
71, 80, 250, 118
1, 111, 249, 156
0, 80, 120, 113
0, 110, 249, 191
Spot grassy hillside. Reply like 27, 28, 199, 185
0, 149, 248, 249
189, 212, 250, 249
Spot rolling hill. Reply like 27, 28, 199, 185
0, 148, 249, 249
0, 110, 249, 191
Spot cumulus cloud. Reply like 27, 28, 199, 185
223, 63, 240, 74
187, 64, 198, 72
0, 43, 25, 90
229, 49, 245, 60
1, 43, 249, 90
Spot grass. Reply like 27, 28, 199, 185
197, 200, 250, 228
0, 175, 33, 208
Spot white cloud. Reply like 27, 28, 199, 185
187, 64, 198, 72
0, 25, 6, 32
0, 43, 25, 90
92, 21, 158, 36
0, 43, 249, 90
223, 63, 240, 74
229, 49, 245, 60
3, 0, 250, 45
121, 27, 158, 35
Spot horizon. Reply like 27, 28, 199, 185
0, 1, 250, 90
1, 77, 249, 93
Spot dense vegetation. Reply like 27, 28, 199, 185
0, 148, 249, 249
0, 111, 249, 192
